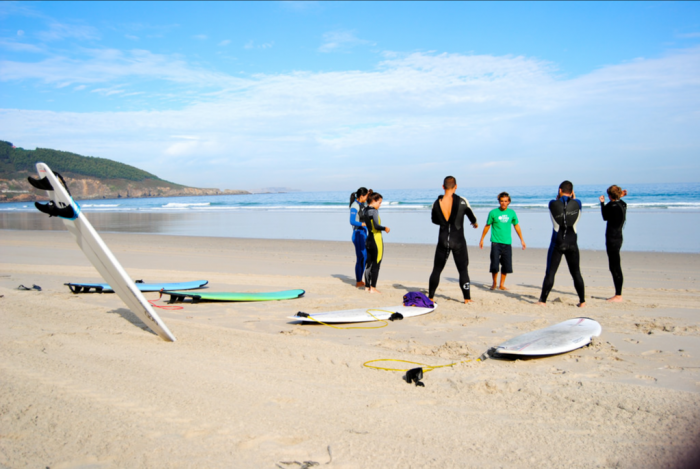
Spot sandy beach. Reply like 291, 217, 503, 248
2, 229, 700, 468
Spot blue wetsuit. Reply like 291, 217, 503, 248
350, 200, 367, 283
539, 196, 586, 304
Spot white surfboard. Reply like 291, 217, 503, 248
32, 163, 176, 341
289, 304, 437, 324
495, 317, 601, 356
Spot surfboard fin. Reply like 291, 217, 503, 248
403, 367, 425, 387
388, 312, 404, 321
35, 201, 75, 219
27, 176, 54, 191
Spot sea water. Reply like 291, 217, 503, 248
2, 183, 699, 252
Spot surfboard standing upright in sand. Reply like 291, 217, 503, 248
29, 163, 176, 342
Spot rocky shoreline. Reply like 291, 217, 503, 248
0, 172, 248, 203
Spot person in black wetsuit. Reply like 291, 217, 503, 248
538, 180, 586, 307
599, 185, 627, 302
428, 176, 479, 304
363, 192, 390, 293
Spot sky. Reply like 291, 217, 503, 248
1, 1, 699, 191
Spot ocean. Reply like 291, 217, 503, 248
2, 182, 699, 252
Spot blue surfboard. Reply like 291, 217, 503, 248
66, 280, 208, 294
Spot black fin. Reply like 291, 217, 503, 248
403, 367, 425, 387
388, 312, 404, 321
296, 312, 310, 318
27, 176, 53, 191
54, 171, 72, 197
135, 279, 144, 284
35, 201, 75, 219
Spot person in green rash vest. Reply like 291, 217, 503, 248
479, 192, 526, 290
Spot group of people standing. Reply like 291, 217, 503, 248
349, 177, 628, 305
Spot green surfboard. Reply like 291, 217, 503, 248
163, 289, 305, 303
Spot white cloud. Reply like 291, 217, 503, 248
0, 39, 44, 53
1, 47, 699, 189
193, 34, 208, 40
319, 30, 373, 53
36, 22, 100, 42
244, 40, 273, 50
125, 34, 139, 41
74, 84, 86, 91
678, 32, 700, 39
17, 30, 24, 36
218, 39, 231, 46
0, 47, 247, 89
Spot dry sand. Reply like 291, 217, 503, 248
1, 230, 700, 468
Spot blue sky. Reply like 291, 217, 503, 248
1, 1, 699, 191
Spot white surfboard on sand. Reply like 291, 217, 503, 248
289, 304, 437, 324
495, 317, 601, 356
31, 163, 176, 342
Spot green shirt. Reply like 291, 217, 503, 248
486, 207, 519, 244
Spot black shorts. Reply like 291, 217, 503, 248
490, 243, 513, 274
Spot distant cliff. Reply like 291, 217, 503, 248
0, 140, 248, 202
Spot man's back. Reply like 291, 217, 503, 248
549, 196, 582, 246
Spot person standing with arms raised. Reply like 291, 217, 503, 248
428, 176, 479, 304
538, 180, 586, 307
599, 185, 627, 302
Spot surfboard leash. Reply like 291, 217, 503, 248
297, 309, 403, 329
363, 358, 481, 387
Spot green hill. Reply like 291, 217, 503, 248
0, 140, 248, 203
0, 140, 164, 182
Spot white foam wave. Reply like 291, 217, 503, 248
162, 202, 211, 208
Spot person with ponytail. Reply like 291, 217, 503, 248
349, 187, 370, 287
599, 185, 627, 302
363, 192, 390, 293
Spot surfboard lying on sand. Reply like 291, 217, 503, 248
289, 304, 437, 323
66, 280, 208, 293
163, 289, 305, 303
495, 317, 602, 356
29, 163, 176, 342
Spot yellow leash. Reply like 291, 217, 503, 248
363, 357, 481, 373
301, 309, 398, 329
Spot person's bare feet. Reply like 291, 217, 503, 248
577, 302, 586, 307
356, 281, 365, 288
499, 286, 508, 291
489, 284, 497, 290
367, 287, 381, 294
537, 301, 547, 306
606, 295, 623, 303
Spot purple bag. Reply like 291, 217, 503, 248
403, 291, 434, 308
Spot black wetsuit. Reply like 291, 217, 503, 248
539, 196, 586, 304
601, 199, 627, 296
363, 207, 387, 288
428, 194, 477, 301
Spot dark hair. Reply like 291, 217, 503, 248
368, 192, 383, 204
607, 185, 623, 201
498, 191, 511, 202
443, 176, 456, 190
559, 180, 573, 194
349, 187, 370, 207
